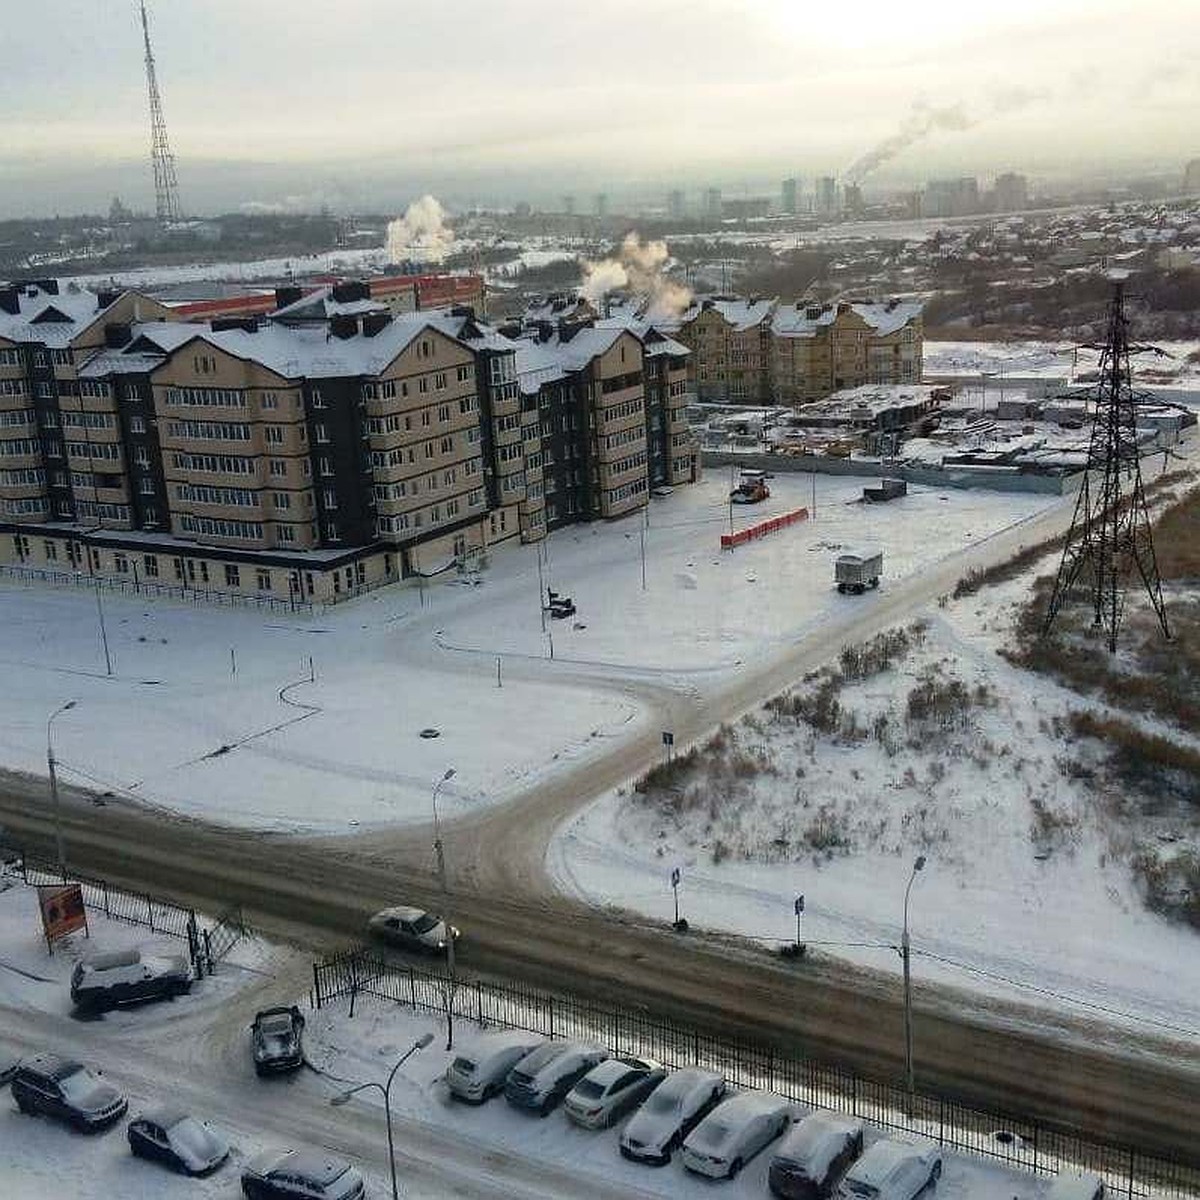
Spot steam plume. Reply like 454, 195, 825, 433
386, 195, 454, 265
581, 233, 692, 320
845, 100, 973, 182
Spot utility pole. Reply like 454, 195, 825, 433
639, 510, 647, 591
93, 581, 112, 676
902, 855, 926, 1113
47, 701, 77, 874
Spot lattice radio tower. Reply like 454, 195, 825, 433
140, 1, 182, 222
1042, 279, 1170, 652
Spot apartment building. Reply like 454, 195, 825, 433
772, 300, 923, 404
1, 279, 696, 602
669, 295, 923, 406
515, 320, 694, 530
671, 297, 775, 404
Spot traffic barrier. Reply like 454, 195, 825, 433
721, 506, 808, 550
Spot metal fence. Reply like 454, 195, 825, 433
312, 947, 1200, 1199
4, 844, 222, 976
0, 563, 313, 616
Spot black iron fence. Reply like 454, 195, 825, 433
0, 563, 313, 616
3, 844, 232, 977
312, 946, 1200, 1199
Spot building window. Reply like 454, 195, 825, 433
277, 525, 296, 543
143, 555, 159, 578
44, 540, 58, 561
274, 492, 291, 509
314, 422, 329, 443
326, 520, 339, 540
323, 488, 338, 510
224, 564, 240, 588
319, 456, 333, 476
256, 568, 272, 591
310, 388, 327, 409
130, 415, 146, 433
114, 553, 129, 574
269, 458, 287, 477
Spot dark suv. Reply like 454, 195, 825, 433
71, 948, 192, 1014
10, 1053, 127, 1130
251, 1006, 305, 1076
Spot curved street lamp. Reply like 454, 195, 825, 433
330, 1031, 434, 1200
47, 700, 78, 874
902, 854, 926, 1111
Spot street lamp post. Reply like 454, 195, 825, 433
901, 854, 926, 1112
330, 1032, 434, 1200
431, 767, 459, 1047
47, 701, 77, 874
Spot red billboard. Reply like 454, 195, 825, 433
38, 883, 88, 951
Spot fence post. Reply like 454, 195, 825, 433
313, 961, 322, 1010
938, 1096, 944, 1146
766, 1046, 773, 1092
548, 996, 555, 1040
409, 965, 416, 1010
476, 980, 483, 1025
102, 879, 110, 918
1127, 1147, 1135, 1200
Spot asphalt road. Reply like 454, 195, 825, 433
3, 479, 1199, 1169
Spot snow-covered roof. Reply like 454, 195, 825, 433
681, 296, 776, 331
594, 316, 690, 358
515, 340, 570, 396
0, 284, 119, 348
772, 300, 922, 339
270, 285, 387, 322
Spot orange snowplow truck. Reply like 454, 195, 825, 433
730, 469, 770, 504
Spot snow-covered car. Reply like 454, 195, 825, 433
503, 1040, 608, 1116
127, 1106, 229, 1175
241, 1148, 364, 1199
563, 1055, 667, 1129
619, 1066, 727, 1165
70, 947, 192, 1013
251, 1006, 305, 1076
1046, 1171, 1107, 1200
10, 1053, 127, 1130
769, 1111, 865, 1199
445, 1029, 545, 1104
835, 1136, 942, 1199
681, 1090, 792, 1179
0, 1050, 20, 1085
367, 905, 460, 954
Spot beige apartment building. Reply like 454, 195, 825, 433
1, 279, 696, 604
670, 295, 923, 406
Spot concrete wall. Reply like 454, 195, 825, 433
702, 450, 1081, 495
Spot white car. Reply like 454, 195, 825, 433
836, 1136, 942, 1199
1046, 1171, 1107, 1200
681, 1090, 792, 1179
620, 1066, 726, 1165
445, 1029, 544, 1104
367, 905, 459, 954
563, 1055, 666, 1129
503, 1040, 608, 1115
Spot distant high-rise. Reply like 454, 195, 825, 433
781, 177, 798, 215
703, 188, 722, 220
843, 183, 863, 215
594, 193, 608, 218
816, 177, 838, 215
563, 195, 576, 216
993, 172, 1029, 212
924, 177, 980, 218
668, 189, 685, 220
1184, 159, 1200, 195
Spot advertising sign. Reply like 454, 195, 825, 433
38, 883, 87, 952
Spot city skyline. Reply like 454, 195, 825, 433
2, 0, 1197, 216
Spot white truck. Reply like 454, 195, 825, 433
835, 550, 882, 594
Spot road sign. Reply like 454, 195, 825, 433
670, 867, 681, 888
662, 731, 674, 747
794, 894, 805, 915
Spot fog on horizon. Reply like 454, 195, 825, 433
1, 0, 1197, 217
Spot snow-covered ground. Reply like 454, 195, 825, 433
0, 474, 1052, 831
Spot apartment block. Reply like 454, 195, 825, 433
669, 295, 922, 406
1, 279, 696, 603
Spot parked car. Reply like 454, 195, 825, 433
242, 1149, 364, 1200
619, 1066, 727, 1165
1046, 1171, 1107, 1200
10, 1053, 127, 1130
769, 1111, 865, 1199
681, 1090, 792, 1179
835, 1136, 942, 1199
367, 905, 459, 954
128, 1106, 229, 1175
563, 1055, 667, 1129
503, 1040, 607, 1116
70, 948, 192, 1013
251, 1006, 305, 1076
445, 1029, 545, 1104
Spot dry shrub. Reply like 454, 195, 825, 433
1068, 711, 1200, 807
634, 746, 700, 795
1131, 847, 1200, 929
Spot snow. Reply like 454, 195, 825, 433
0, 474, 1051, 831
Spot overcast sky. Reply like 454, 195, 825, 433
1, 0, 1196, 216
